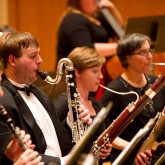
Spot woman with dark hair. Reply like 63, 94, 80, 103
101, 33, 165, 164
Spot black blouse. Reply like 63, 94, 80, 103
57, 12, 114, 61
53, 92, 106, 152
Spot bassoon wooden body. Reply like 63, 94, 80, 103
90, 74, 165, 155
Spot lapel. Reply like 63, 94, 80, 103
30, 85, 60, 129
30, 84, 72, 151
26, 84, 72, 154
1, 74, 46, 152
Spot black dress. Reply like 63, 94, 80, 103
101, 74, 165, 164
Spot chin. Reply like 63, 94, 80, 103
92, 88, 98, 92
31, 76, 37, 83
34, 77, 38, 82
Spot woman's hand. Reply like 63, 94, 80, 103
99, 142, 112, 160
97, 0, 115, 9
79, 104, 92, 125
97, 0, 124, 28
134, 150, 152, 165
67, 104, 92, 129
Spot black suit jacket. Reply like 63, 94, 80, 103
0, 74, 73, 165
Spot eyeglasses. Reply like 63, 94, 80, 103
133, 49, 155, 56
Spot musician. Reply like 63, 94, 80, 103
0, 86, 44, 165
54, 46, 153, 165
56, 0, 125, 99
101, 33, 165, 164
0, 32, 92, 165
54, 46, 112, 161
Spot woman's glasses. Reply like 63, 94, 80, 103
133, 49, 155, 56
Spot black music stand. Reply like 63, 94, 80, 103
125, 15, 165, 73
125, 15, 165, 52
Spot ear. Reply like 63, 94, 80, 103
75, 69, 80, 78
8, 55, 17, 67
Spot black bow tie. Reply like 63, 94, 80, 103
14, 85, 32, 96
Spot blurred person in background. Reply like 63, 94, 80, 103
56, 0, 125, 100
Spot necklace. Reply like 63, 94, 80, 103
120, 75, 155, 117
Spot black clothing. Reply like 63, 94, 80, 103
54, 92, 102, 122
57, 12, 115, 100
101, 74, 165, 164
53, 92, 106, 152
57, 12, 114, 61
0, 74, 74, 165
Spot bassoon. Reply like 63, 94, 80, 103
90, 74, 165, 155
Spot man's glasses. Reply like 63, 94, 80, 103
133, 49, 155, 56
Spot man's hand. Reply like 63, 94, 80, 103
5, 130, 35, 162
13, 149, 44, 165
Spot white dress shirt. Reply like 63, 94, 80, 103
9, 79, 62, 157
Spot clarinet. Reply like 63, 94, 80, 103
90, 74, 165, 156
65, 65, 88, 144
37, 58, 88, 144
0, 105, 28, 151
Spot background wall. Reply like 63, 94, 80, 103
8, 0, 67, 71
0, 0, 8, 24
1, 0, 165, 73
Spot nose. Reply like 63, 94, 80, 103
37, 55, 43, 64
147, 51, 153, 60
99, 72, 103, 80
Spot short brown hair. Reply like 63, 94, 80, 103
0, 32, 39, 68
68, 46, 105, 71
